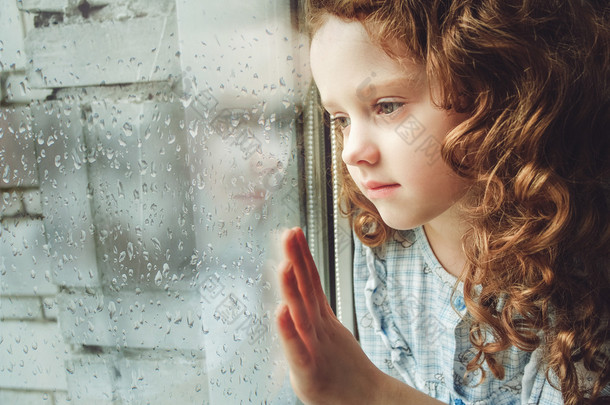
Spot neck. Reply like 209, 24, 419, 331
423, 205, 468, 278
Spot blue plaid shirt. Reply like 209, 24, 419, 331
353, 226, 606, 404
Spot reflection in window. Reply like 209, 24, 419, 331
0, 0, 314, 403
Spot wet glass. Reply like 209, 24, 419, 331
0, 0, 311, 403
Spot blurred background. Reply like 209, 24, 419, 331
0, 0, 350, 403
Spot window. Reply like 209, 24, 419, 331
0, 1, 358, 403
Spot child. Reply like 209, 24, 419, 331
276, 0, 610, 404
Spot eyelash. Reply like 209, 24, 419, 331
330, 101, 404, 130
331, 116, 350, 129
374, 101, 404, 115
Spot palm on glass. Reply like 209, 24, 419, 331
276, 227, 385, 405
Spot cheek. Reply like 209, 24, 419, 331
345, 165, 360, 184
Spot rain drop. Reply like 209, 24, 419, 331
108, 301, 117, 319
123, 122, 133, 137
2, 165, 10, 183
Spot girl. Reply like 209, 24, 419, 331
276, 1, 610, 404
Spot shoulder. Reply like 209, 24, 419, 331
522, 345, 610, 404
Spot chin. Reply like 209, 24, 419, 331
378, 212, 421, 232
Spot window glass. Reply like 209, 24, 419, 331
0, 1, 311, 403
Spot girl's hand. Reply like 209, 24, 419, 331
276, 227, 385, 405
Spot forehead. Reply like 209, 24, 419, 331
310, 16, 425, 104
310, 16, 377, 67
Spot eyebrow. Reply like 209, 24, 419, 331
320, 74, 425, 111
372, 75, 424, 91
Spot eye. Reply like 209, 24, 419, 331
375, 102, 404, 115
331, 116, 351, 129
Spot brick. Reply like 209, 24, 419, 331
174, 0, 309, 110
25, 16, 180, 88
0, 106, 39, 189
17, 0, 69, 12
0, 389, 57, 405
64, 354, 115, 404
75, 0, 176, 22
86, 100, 195, 291
0, 0, 27, 71
31, 101, 100, 288
114, 355, 207, 404
0, 190, 23, 218
57, 290, 205, 350
2, 72, 53, 104
0, 218, 58, 296
65, 350, 209, 405
0, 320, 68, 391
0, 296, 43, 320
22, 189, 43, 216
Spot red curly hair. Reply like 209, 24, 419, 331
306, 0, 610, 404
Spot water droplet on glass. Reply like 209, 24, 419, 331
2, 165, 10, 184
108, 301, 117, 319
71, 148, 82, 170
188, 120, 198, 138
154, 270, 162, 286
123, 122, 133, 137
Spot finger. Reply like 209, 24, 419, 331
292, 228, 333, 317
276, 303, 312, 369
283, 228, 321, 320
278, 260, 314, 337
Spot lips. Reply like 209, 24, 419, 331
232, 189, 267, 201
362, 181, 400, 199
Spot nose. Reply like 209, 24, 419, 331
341, 119, 379, 166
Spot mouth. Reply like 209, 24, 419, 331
363, 181, 400, 199
232, 189, 267, 201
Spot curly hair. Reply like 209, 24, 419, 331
306, 0, 610, 403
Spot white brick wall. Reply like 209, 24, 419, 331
0, 218, 58, 296
1, 0, 189, 402
0, 107, 39, 188
0, 0, 28, 72
25, 16, 180, 88
1, 0, 305, 403
0, 320, 68, 391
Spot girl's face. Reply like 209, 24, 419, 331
310, 16, 470, 231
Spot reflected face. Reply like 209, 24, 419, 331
183, 13, 307, 233
310, 16, 470, 231
203, 107, 294, 225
